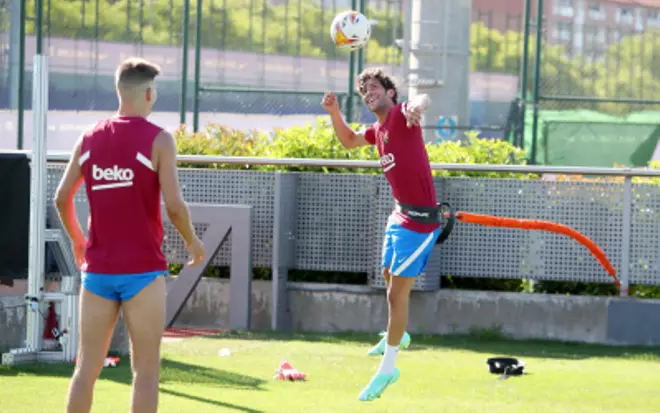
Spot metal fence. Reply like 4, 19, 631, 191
538, 19, 660, 112
0, 0, 404, 113
520, 0, 660, 165
4, 1, 660, 164
41, 155, 660, 295
2, 1, 533, 149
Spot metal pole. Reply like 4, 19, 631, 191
16, 0, 25, 149
354, 0, 366, 122
620, 176, 632, 297
180, 0, 190, 126
193, 0, 202, 132
540, 95, 660, 105
530, 0, 543, 165
30, 152, 660, 176
345, 0, 358, 123
25, 0, 48, 351
401, 0, 411, 89
518, 0, 532, 149
26, 55, 49, 352
35, 0, 43, 54
8, 0, 21, 111
357, 0, 366, 78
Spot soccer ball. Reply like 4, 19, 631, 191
330, 10, 371, 51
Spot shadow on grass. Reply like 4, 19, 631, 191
408, 334, 660, 361
205, 330, 660, 362
0, 357, 267, 412
161, 388, 264, 413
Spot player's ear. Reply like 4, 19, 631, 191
149, 85, 159, 105
146, 86, 156, 104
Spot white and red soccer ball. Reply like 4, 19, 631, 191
330, 10, 372, 51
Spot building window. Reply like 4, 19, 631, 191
586, 27, 606, 44
616, 7, 633, 24
588, 3, 605, 20
554, 22, 572, 41
554, 0, 574, 17
649, 10, 660, 28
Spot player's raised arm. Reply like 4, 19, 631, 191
321, 91, 371, 149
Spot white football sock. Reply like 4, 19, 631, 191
377, 344, 399, 375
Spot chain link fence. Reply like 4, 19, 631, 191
194, 0, 403, 124
0, 1, 567, 151
539, 19, 660, 112
0, 0, 408, 149
528, 10, 660, 166
4, 0, 405, 115
465, 9, 523, 141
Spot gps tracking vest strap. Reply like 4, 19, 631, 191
394, 201, 456, 244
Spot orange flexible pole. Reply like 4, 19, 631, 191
453, 211, 620, 289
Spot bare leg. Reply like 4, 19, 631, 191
121, 275, 166, 413
359, 273, 415, 401
385, 275, 415, 347
66, 289, 121, 413
367, 267, 411, 356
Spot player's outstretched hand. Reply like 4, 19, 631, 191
186, 236, 206, 267
321, 92, 340, 114
403, 102, 423, 128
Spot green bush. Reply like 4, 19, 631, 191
174, 117, 536, 178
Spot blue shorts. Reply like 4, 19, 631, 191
382, 222, 441, 277
81, 270, 166, 302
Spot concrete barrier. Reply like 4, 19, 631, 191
165, 278, 660, 346
2, 278, 659, 354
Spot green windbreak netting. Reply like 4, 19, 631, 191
523, 110, 660, 167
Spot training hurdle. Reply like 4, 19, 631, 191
164, 204, 253, 329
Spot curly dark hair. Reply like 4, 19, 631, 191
357, 68, 398, 105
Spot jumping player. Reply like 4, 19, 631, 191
322, 68, 440, 401
54, 57, 205, 413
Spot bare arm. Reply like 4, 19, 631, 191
152, 130, 197, 246
328, 110, 370, 149
54, 136, 87, 248
322, 92, 370, 149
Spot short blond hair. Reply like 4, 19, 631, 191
115, 58, 161, 92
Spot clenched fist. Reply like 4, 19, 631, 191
321, 92, 340, 114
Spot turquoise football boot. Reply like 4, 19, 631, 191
358, 368, 400, 401
367, 331, 411, 356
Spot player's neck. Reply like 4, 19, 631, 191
117, 104, 148, 119
374, 105, 393, 125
